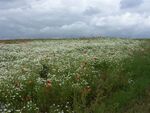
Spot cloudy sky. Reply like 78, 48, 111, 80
0, 0, 150, 39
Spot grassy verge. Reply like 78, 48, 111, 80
102, 41, 150, 113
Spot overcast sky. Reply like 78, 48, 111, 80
0, 0, 150, 39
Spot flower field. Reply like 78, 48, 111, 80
0, 38, 150, 113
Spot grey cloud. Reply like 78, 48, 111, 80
120, 0, 143, 9
0, 0, 28, 9
0, 0, 19, 2
83, 7, 100, 16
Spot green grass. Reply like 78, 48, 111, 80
0, 38, 150, 113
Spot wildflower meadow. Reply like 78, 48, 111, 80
0, 38, 150, 113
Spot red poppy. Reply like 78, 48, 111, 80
47, 80, 51, 84
93, 57, 98, 60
